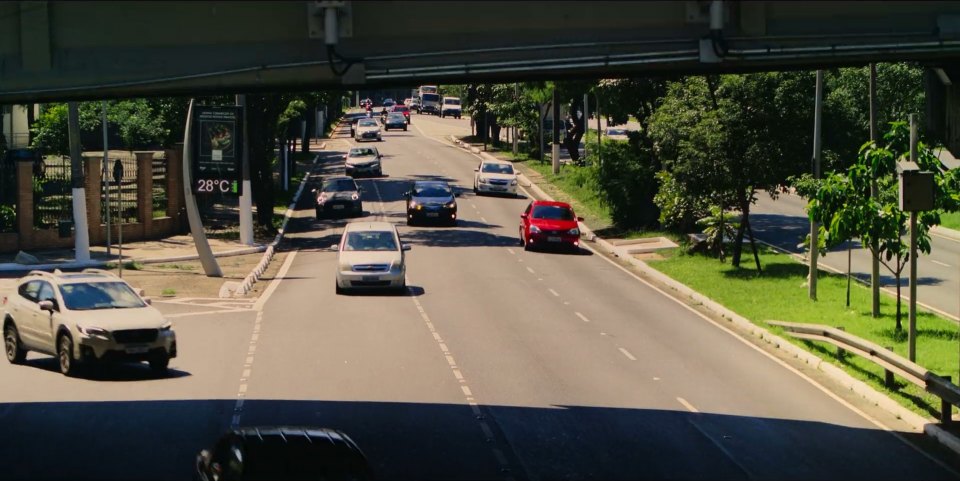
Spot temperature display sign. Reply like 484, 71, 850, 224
192, 105, 243, 195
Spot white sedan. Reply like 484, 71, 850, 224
354, 118, 382, 142
473, 160, 519, 196
333, 221, 410, 294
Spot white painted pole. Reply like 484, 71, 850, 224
809, 70, 824, 300
909, 113, 918, 362
183, 99, 223, 277
102, 101, 111, 255
67, 102, 90, 262
237, 95, 254, 246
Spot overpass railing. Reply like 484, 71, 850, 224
768, 321, 960, 425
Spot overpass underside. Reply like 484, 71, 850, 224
2, 1, 960, 103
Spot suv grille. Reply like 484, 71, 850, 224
353, 264, 390, 272
113, 329, 158, 344
489, 179, 510, 185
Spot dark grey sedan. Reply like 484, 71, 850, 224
315, 176, 363, 219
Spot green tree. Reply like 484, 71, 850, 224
805, 121, 960, 330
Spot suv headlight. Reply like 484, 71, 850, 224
159, 322, 173, 332
478, 177, 488, 184
445, 201, 456, 208
351, 193, 360, 201
78, 325, 109, 338
568, 228, 580, 236
529, 225, 541, 234
510, 179, 518, 186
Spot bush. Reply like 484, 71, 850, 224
653, 170, 709, 233
594, 140, 660, 229
0, 204, 15, 232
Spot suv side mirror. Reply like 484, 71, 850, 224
520, 213, 528, 218
330, 244, 339, 251
402, 244, 412, 251
142, 297, 153, 306
474, 168, 479, 172
38, 300, 55, 312
577, 216, 584, 221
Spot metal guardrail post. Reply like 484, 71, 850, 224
943, 376, 953, 426
836, 327, 846, 360
885, 347, 896, 388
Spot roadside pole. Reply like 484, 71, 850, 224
583, 93, 589, 163
182, 99, 223, 277
596, 93, 601, 167
869, 63, 881, 317
513, 83, 519, 156
808, 70, 824, 301
237, 94, 254, 246
67, 102, 90, 262
102, 101, 111, 255
552, 86, 560, 174
909, 113, 918, 361
114, 160, 123, 278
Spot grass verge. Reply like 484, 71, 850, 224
648, 244, 959, 420
941, 211, 960, 231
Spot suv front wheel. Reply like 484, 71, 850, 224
57, 333, 79, 377
4, 324, 27, 364
149, 351, 170, 375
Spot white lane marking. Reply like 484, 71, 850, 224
238, 384, 248, 394
481, 216, 488, 223
432, 332, 442, 341
618, 347, 637, 361
548, 288, 559, 297
462, 386, 473, 396
242, 369, 251, 379
538, 278, 543, 281
165, 309, 248, 319
245, 356, 254, 365
453, 369, 464, 380
252, 250, 299, 312
526, 267, 536, 274
932, 260, 951, 267
507, 248, 516, 255
439, 343, 449, 353
677, 397, 699, 413
653, 377, 661, 381
575, 312, 590, 323
581, 240, 960, 473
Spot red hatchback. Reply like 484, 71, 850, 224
519, 200, 584, 252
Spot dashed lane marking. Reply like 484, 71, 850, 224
677, 397, 699, 413
575, 312, 591, 322
618, 347, 637, 361
548, 288, 559, 297
932, 260, 951, 267
526, 267, 536, 274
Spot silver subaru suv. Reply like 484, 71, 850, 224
3, 269, 176, 376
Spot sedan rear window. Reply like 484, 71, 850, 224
481, 163, 514, 175
532, 205, 575, 221
358, 119, 378, 127
344, 231, 398, 252
59, 282, 146, 311
349, 148, 376, 157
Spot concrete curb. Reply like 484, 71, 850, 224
932, 225, 960, 242
234, 148, 324, 296
444, 134, 960, 454
0, 245, 269, 273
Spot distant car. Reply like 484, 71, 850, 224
406, 180, 458, 226
3, 269, 176, 376
383, 112, 408, 131
604, 127, 631, 141
333, 221, 411, 294
440, 97, 462, 119
473, 159, 518, 196
354, 118, 382, 142
382, 98, 396, 108
344, 146, 382, 178
391, 105, 411, 123
315, 176, 363, 219
519, 200, 584, 252
195, 426, 373, 481
410, 97, 421, 111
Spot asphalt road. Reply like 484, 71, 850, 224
752, 192, 960, 320
2, 111, 960, 480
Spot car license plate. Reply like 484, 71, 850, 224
333, 205, 345, 210
547, 236, 561, 242
362, 275, 380, 282
125, 346, 149, 354
492, 187, 506, 191
426, 212, 439, 217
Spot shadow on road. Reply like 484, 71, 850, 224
1, 398, 955, 481
20, 356, 191, 381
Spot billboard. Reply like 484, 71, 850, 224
192, 105, 243, 195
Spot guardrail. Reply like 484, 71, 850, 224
768, 321, 960, 425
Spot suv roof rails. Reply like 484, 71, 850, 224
26, 270, 58, 279
81, 268, 119, 278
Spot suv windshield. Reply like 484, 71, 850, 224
358, 119, 378, 127
444, 99, 460, 105
344, 231, 398, 252
422, 93, 440, 102
531, 205, 575, 221
482, 163, 514, 174
349, 148, 376, 157
388, 113, 405, 120
323, 179, 358, 192
58, 282, 146, 310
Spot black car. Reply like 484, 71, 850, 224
382, 98, 396, 108
195, 426, 373, 481
315, 176, 363, 219
383, 113, 407, 131
406, 180, 458, 226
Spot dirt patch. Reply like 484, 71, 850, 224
117, 251, 282, 299
632, 252, 664, 261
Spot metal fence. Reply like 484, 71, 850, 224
152, 158, 167, 218
33, 156, 72, 229
0, 157, 16, 232
100, 157, 139, 225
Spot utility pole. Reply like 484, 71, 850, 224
101, 101, 111, 255
552, 86, 560, 174
237, 94, 254, 246
869, 63, 881, 317
583, 93, 589, 163
808, 70, 824, 300
182, 99, 223, 277
909, 113, 919, 362
67, 102, 90, 262
513, 83, 519, 156
596, 92, 601, 167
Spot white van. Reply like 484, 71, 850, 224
441, 97, 462, 119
